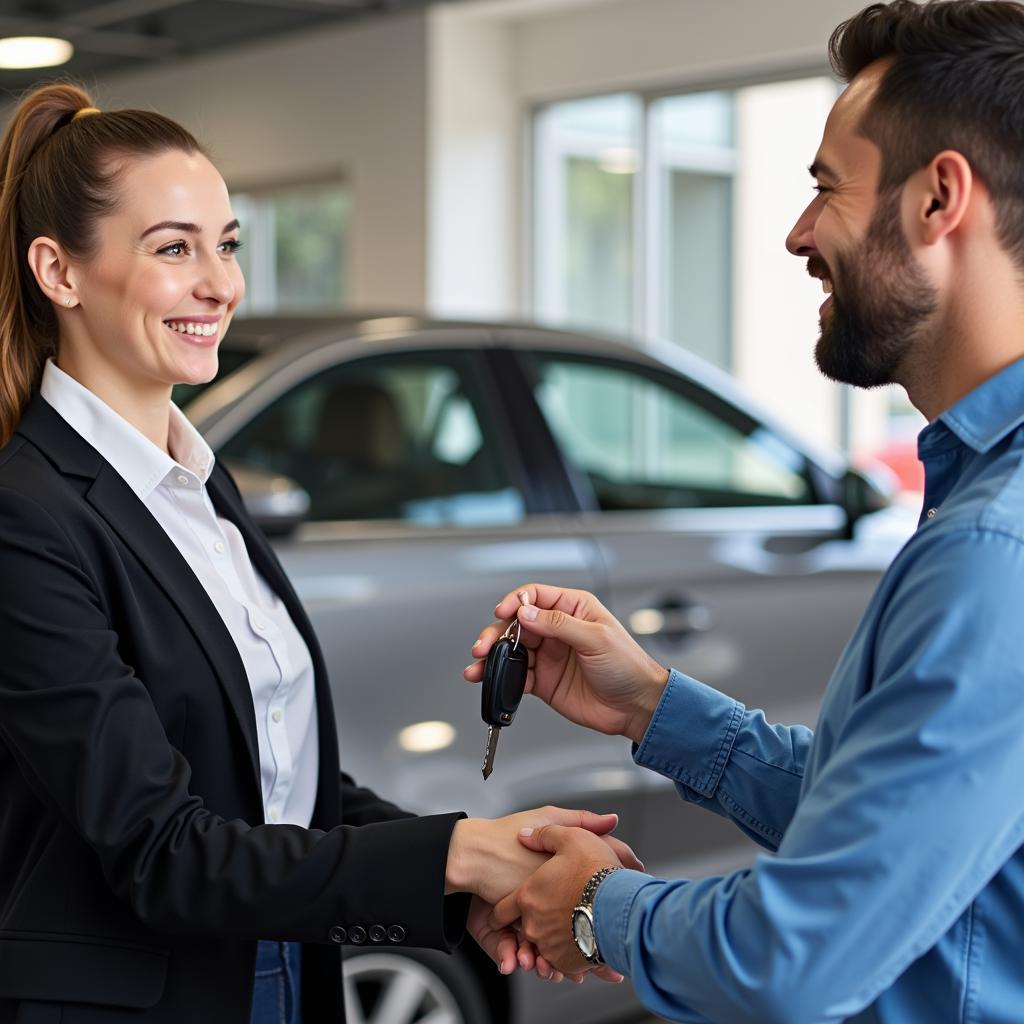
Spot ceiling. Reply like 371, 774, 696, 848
0, 0, 457, 94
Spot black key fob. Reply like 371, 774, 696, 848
482, 635, 528, 728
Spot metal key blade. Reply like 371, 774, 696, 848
482, 725, 500, 780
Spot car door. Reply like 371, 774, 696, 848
207, 329, 641, 825
504, 337, 903, 875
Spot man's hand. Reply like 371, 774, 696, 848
465, 584, 670, 743
491, 824, 634, 976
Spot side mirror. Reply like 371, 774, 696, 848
224, 461, 311, 537
841, 464, 895, 538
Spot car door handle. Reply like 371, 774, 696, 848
628, 601, 714, 638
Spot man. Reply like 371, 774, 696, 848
468, 2, 1024, 1020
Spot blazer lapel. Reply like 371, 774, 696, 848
17, 396, 263, 790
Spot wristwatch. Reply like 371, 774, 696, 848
572, 866, 622, 964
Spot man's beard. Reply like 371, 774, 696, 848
814, 188, 938, 389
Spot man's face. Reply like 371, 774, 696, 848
786, 61, 938, 388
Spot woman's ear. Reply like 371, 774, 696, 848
26, 236, 78, 309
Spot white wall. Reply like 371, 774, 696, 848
49, 11, 432, 312
427, 7, 519, 318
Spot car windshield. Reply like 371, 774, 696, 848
172, 346, 257, 410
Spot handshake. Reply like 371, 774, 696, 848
444, 584, 671, 981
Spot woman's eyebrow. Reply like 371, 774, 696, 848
139, 218, 239, 239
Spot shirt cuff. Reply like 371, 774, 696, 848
633, 668, 744, 798
592, 867, 662, 977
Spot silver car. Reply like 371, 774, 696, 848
178, 314, 915, 1024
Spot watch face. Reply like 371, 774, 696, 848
572, 909, 596, 959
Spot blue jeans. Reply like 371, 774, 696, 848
251, 940, 303, 1024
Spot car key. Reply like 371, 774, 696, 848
481, 619, 529, 780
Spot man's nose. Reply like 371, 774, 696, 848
786, 199, 819, 257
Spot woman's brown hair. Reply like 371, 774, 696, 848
0, 83, 204, 447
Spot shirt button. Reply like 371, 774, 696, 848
269, 807, 280, 822
927, 507, 938, 519
369, 925, 387, 943
271, 709, 283, 723
176, 474, 189, 486
387, 925, 406, 943
214, 541, 225, 554
328, 925, 347, 944
348, 926, 367, 945
252, 618, 266, 633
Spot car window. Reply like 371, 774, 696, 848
218, 351, 526, 526
525, 352, 813, 510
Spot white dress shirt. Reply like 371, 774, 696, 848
40, 359, 319, 828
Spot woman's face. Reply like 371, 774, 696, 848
67, 148, 244, 396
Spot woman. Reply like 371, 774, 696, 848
0, 84, 631, 1023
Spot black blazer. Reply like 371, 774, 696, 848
0, 394, 469, 1023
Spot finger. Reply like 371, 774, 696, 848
490, 891, 521, 931
516, 601, 606, 654
517, 941, 536, 972
601, 835, 645, 872
535, 954, 565, 982
470, 621, 511, 661
494, 930, 519, 976
517, 824, 572, 855
593, 966, 625, 984
543, 808, 619, 835
495, 583, 598, 621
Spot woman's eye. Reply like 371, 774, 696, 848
812, 185, 832, 196
158, 241, 188, 256
219, 238, 244, 255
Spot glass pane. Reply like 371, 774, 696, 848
534, 94, 640, 337
273, 185, 349, 311
528, 354, 811, 510
219, 353, 525, 526
230, 181, 349, 314
665, 171, 732, 366
650, 91, 736, 368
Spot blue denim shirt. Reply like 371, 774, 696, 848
595, 358, 1024, 1024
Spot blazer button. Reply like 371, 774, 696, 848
349, 925, 368, 945
387, 925, 406, 943
369, 925, 387, 943
328, 926, 347, 944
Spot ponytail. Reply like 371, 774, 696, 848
0, 83, 203, 447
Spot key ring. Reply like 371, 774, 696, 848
501, 618, 521, 651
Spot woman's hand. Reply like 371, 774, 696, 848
465, 585, 670, 743
445, 806, 640, 905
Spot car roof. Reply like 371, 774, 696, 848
213, 312, 847, 478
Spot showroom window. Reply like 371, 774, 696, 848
231, 179, 350, 314
533, 89, 736, 367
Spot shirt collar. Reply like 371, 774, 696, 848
39, 359, 215, 500
917, 355, 1024, 458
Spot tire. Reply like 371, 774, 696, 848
342, 947, 491, 1024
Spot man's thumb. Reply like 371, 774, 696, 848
517, 824, 567, 854
517, 604, 601, 651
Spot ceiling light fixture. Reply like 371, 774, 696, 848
0, 37, 74, 70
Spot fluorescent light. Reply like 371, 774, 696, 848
0, 37, 73, 70
398, 720, 456, 754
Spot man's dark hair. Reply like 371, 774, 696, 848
830, 0, 1024, 268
